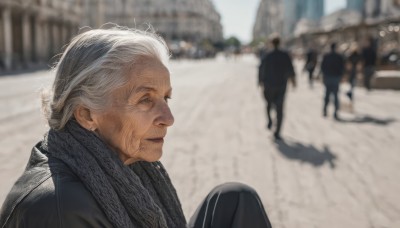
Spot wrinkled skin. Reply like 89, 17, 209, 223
92, 57, 174, 165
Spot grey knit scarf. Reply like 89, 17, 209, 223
44, 120, 186, 228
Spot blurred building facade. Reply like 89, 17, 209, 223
313, 0, 400, 42
77, 0, 224, 59
130, 0, 222, 43
78, 0, 223, 43
292, 0, 400, 71
0, 0, 82, 71
1, 0, 223, 72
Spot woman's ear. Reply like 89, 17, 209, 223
73, 105, 97, 131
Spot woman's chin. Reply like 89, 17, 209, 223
123, 149, 163, 165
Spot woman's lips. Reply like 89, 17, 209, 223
147, 138, 164, 143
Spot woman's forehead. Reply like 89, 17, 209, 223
128, 62, 170, 84
117, 64, 171, 98
132, 56, 167, 71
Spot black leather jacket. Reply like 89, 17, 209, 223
0, 142, 113, 227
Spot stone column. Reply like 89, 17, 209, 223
97, 0, 105, 28
34, 16, 43, 62
52, 23, 60, 55
61, 25, 68, 48
22, 14, 32, 65
2, 8, 12, 70
42, 21, 50, 60
70, 23, 77, 39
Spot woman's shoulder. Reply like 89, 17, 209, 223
0, 142, 112, 227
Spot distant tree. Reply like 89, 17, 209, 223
249, 37, 267, 48
213, 41, 225, 51
224, 36, 241, 48
200, 39, 214, 51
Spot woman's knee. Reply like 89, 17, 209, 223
209, 182, 259, 198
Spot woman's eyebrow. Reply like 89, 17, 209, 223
126, 86, 172, 99
135, 86, 172, 94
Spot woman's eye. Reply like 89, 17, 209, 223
139, 97, 152, 104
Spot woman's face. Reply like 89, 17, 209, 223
93, 57, 174, 165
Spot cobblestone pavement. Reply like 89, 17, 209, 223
1, 55, 399, 228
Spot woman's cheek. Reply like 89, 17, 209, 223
121, 122, 141, 155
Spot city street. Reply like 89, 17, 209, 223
1, 55, 399, 228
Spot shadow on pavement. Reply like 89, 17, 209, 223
274, 140, 337, 169
337, 115, 396, 126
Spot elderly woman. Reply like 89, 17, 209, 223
0, 27, 272, 228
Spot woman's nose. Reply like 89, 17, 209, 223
155, 102, 174, 127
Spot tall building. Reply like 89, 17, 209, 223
283, 0, 323, 38
283, 0, 299, 37
347, 0, 365, 12
304, 0, 324, 20
254, 0, 312, 40
253, 0, 283, 40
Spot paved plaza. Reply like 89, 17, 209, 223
0, 55, 399, 227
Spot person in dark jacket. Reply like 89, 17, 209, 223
321, 43, 345, 120
0, 27, 272, 228
259, 36, 296, 140
361, 37, 377, 91
304, 47, 318, 88
346, 45, 362, 101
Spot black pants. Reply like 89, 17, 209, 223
307, 68, 315, 86
189, 182, 272, 228
323, 76, 340, 115
263, 86, 286, 135
364, 66, 375, 91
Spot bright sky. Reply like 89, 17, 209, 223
213, 0, 347, 44
325, 0, 347, 14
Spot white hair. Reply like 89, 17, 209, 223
42, 26, 170, 130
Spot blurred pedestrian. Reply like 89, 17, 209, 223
256, 42, 268, 59
258, 36, 296, 140
0, 27, 273, 228
304, 47, 318, 88
346, 45, 362, 101
361, 37, 377, 91
321, 43, 345, 120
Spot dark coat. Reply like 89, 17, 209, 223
258, 48, 295, 88
321, 51, 345, 77
362, 47, 377, 67
0, 142, 113, 227
305, 50, 317, 71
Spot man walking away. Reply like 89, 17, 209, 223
258, 36, 296, 140
321, 43, 345, 120
361, 37, 377, 91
